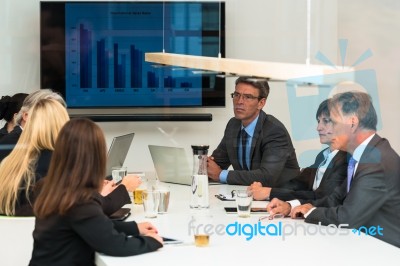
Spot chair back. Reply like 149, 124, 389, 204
0, 216, 35, 266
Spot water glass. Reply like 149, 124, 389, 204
111, 166, 127, 184
158, 189, 170, 214
236, 190, 253, 218
142, 190, 160, 218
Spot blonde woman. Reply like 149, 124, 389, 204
0, 89, 65, 161
0, 99, 69, 215
0, 97, 139, 216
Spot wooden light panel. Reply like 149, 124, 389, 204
145, 52, 354, 85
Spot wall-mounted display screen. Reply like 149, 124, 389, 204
40, 1, 225, 108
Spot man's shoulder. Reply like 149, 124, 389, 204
333, 150, 348, 160
366, 135, 398, 156
263, 113, 282, 123
259, 113, 289, 132
360, 134, 400, 170
0, 124, 9, 140
226, 116, 242, 127
0, 125, 7, 135
0, 130, 20, 145
10, 125, 22, 134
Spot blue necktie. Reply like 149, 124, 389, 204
241, 129, 249, 170
347, 157, 357, 192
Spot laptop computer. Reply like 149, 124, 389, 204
105, 133, 135, 179
148, 145, 192, 185
148, 145, 221, 186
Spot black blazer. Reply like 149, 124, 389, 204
269, 149, 348, 202
0, 125, 22, 161
29, 195, 162, 265
305, 134, 400, 248
15, 149, 53, 216
0, 123, 9, 140
212, 110, 300, 187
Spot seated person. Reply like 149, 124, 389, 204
0, 98, 138, 216
266, 92, 400, 248
0, 89, 64, 161
0, 93, 28, 140
207, 76, 300, 186
249, 99, 348, 201
30, 118, 163, 265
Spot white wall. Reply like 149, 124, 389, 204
337, 0, 400, 157
1, 0, 399, 174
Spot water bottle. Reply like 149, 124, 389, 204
190, 145, 209, 209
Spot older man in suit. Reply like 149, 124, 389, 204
267, 91, 400, 247
207, 76, 300, 187
249, 99, 348, 202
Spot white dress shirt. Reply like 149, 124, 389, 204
312, 148, 339, 190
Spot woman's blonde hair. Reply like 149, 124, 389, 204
0, 98, 69, 215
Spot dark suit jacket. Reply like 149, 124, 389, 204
0, 125, 22, 161
14, 150, 130, 217
29, 195, 162, 265
15, 149, 53, 216
305, 134, 400, 247
269, 149, 348, 202
212, 110, 300, 187
0, 123, 9, 140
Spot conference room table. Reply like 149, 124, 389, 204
96, 183, 400, 266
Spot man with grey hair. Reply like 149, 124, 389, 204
266, 91, 400, 247
0, 89, 65, 161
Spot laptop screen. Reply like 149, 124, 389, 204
148, 145, 192, 185
105, 133, 135, 178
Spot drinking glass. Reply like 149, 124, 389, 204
236, 190, 253, 218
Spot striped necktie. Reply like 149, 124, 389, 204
347, 157, 357, 192
241, 129, 249, 170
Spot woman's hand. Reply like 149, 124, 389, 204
100, 180, 117, 196
120, 174, 142, 192
138, 222, 158, 235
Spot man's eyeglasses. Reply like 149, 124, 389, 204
231, 92, 262, 101
258, 213, 285, 221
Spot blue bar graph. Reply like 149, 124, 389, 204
65, 2, 220, 107
77, 25, 199, 91
96, 39, 108, 88
113, 44, 127, 88
130, 45, 143, 88
79, 24, 92, 88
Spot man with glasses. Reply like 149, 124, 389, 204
207, 76, 300, 187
